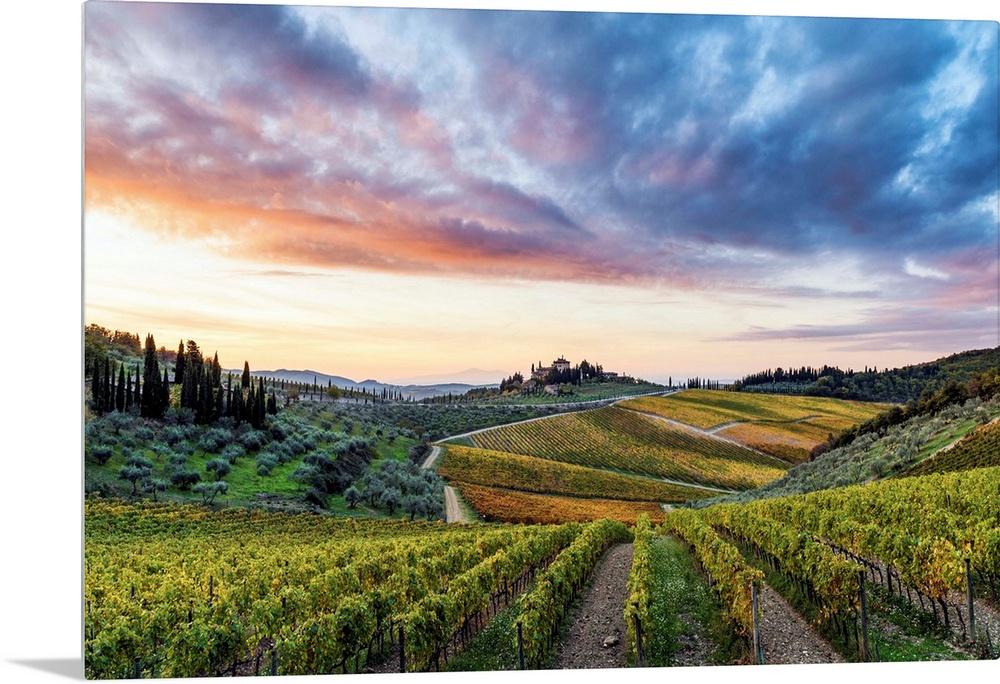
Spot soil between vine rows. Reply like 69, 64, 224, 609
552, 540, 845, 669
553, 542, 634, 669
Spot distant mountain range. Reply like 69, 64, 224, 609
243, 368, 500, 401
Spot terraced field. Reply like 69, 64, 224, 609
900, 417, 1000, 477
453, 482, 667, 525
715, 420, 832, 463
439, 444, 715, 503
470, 405, 788, 491
622, 390, 886, 428
622, 390, 889, 463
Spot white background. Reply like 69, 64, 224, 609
2, 1, 997, 683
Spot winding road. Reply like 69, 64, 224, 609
419, 388, 793, 522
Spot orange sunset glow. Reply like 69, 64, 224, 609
83, 1, 999, 384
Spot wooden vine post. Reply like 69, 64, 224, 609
858, 570, 871, 661
633, 604, 645, 667
751, 581, 764, 665
966, 559, 976, 642
517, 621, 525, 670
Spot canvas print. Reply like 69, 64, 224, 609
83, 1, 1000, 680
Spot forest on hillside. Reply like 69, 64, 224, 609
729, 347, 1000, 403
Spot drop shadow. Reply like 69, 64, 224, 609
7, 658, 83, 680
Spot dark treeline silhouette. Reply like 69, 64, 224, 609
87, 329, 278, 427
686, 377, 724, 390
729, 347, 1000, 404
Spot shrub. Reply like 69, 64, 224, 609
344, 485, 362, 509
163, 407, 195, 426
171, 469, 201, 490
238, 429, 269, 451
118, 455, 152, 496
305, 486, 328, 508
379, 487, 401, 515
255, 454, 278, 476
199, 428, 233, 453
162, 426, 186, 446
262, 442, 294, 464
88, 445, 114, 466
221, 443, 246, 462
193, 481, 228, 505
285, 435, 307, 456
133, 425, 155, 442
206, 458, 231, 481
269, 420, 290, 441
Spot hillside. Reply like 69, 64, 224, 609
693, 395, 1000, 507
252, 368, 496, 401
732, 346, 1000, 403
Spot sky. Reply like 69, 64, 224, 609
3, 3, 999, 684
82, 0, 1000, 385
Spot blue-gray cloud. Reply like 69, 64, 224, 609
84, 4, 998, 315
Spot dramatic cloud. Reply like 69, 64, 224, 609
84, 3, 998, 363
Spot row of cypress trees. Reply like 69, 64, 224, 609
89, 333, 278, 427
90, 334, 170, 418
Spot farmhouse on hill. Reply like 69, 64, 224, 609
532, 356, 572, 380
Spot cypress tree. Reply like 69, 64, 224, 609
92, 357, 102, 411
134, 363, 142, 409
141, 334, 163, 418
175, 340, 186, 384
103, 358, 112, 413
124, 369, 133, 412
214, 383, 224, 421
116, 364, 126, 412
161, 368, 171, 413
255, 377, 266, 428
244, 382, 255, 424
242, 361, 251, 390
232, 385, 245, 422
199, 369, 212, 423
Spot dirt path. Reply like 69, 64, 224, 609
620, 408, 791, 466
553, 543, 634, 669
443, 485, 467, 523
420, 445, 443, 470
757, 583, 844, 665
433, 390, 678, 447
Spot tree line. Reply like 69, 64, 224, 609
87, 330, 278, 428
729, 347, 1000, 403
809, 367, 1000, 460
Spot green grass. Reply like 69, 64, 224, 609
731, 533, 978, 664
865, 587, 974, 662
444, 596, 521, 671
915, 416, 984, 461
85, 408, 424, 512
647, 536, 738, 666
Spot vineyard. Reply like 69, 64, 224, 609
635, 466, 1000, 665
470, 405, 789, 491
84, 461, 1000, 678
715, 419, 834, 463
901, 418, 1000, 477
81, 372, 1000, 676
84, 499, 624, 678
619, 391, 887, 462
620, 390, 888, 430
438, 444, 714, 504
453, 482, 667, 525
